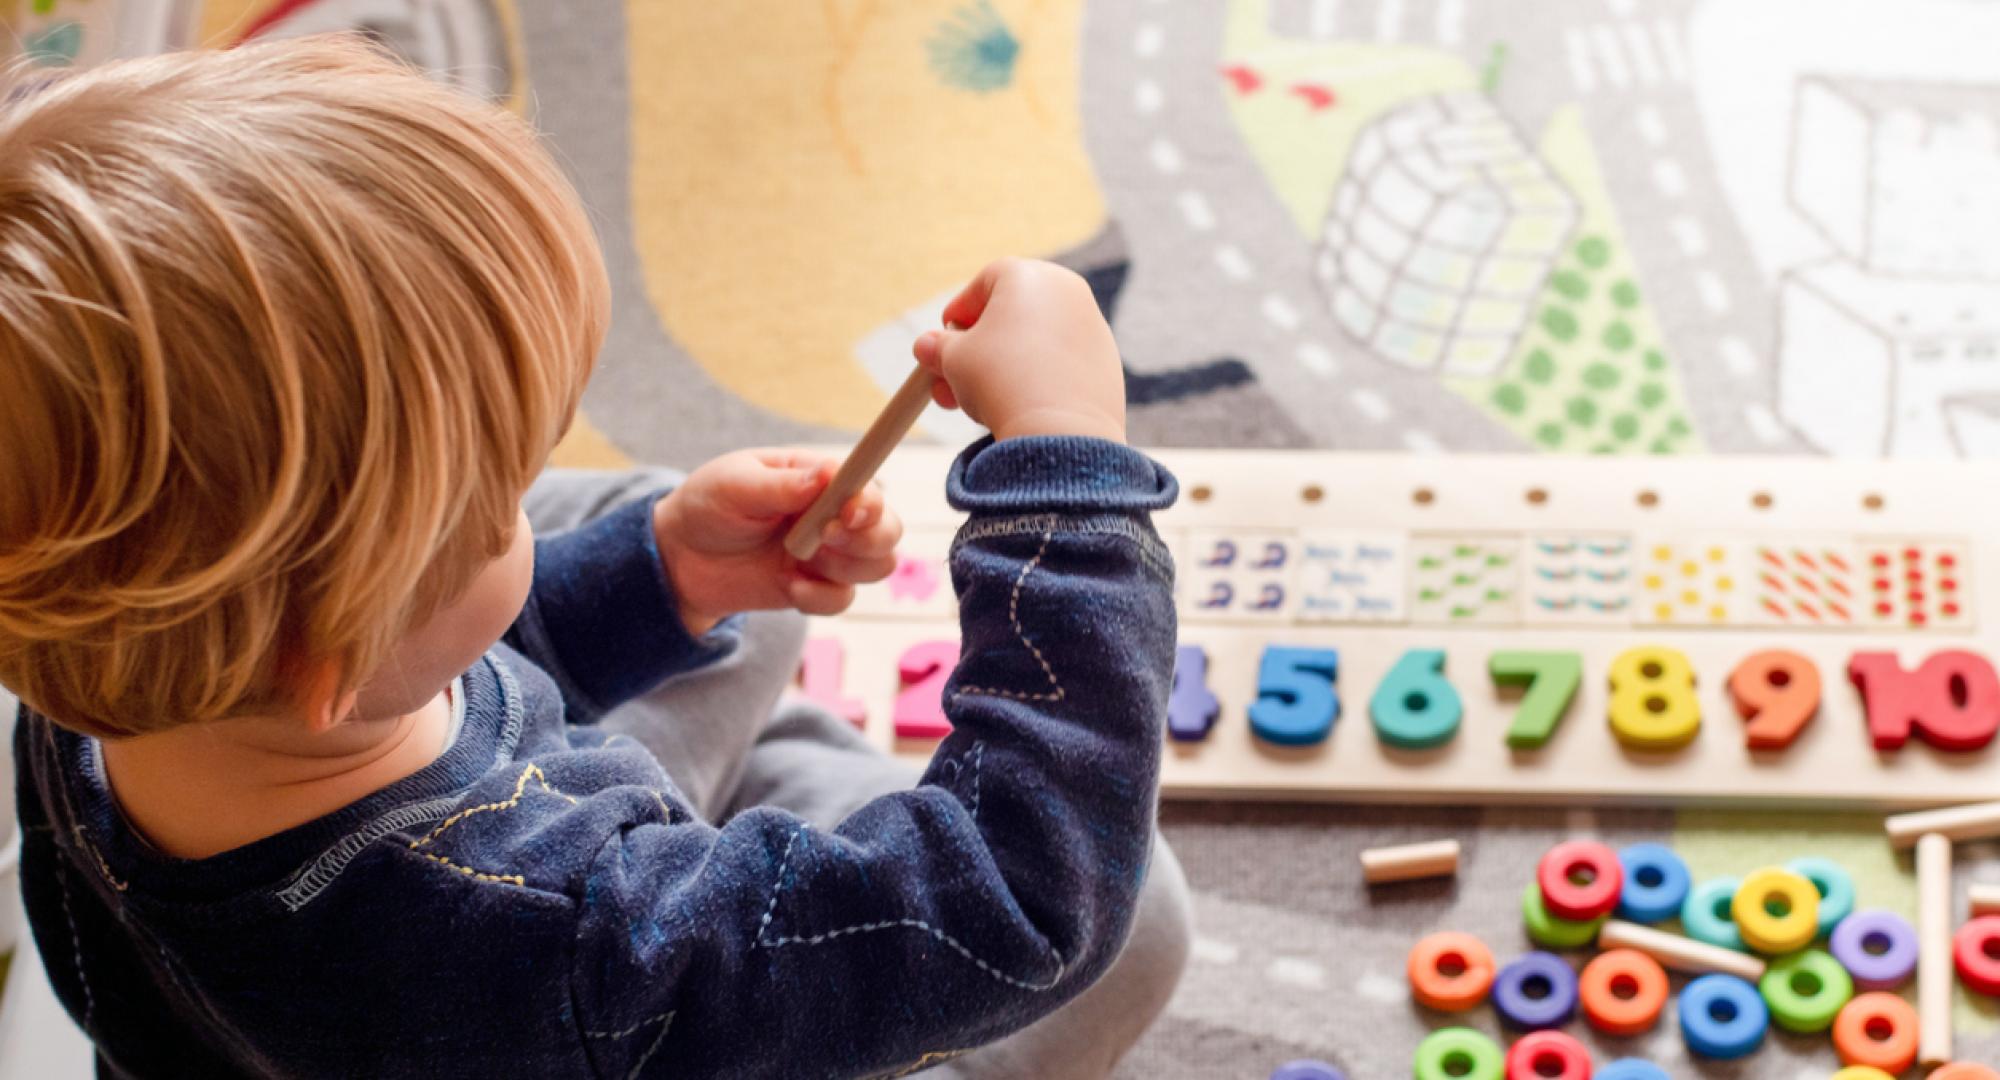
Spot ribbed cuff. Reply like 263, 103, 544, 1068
945, 435, 1178, 514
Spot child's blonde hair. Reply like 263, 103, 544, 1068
0, 36, 610, 738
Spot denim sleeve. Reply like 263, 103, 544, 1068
566, 436, 1178, 1079
503, 494, 739, 723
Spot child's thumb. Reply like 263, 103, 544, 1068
730, 461, 827, 517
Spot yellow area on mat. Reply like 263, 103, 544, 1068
1674, 809, 1999, 1034
1221, 0, 1475, 236
550, 410, 635, 472
625, 0, 1103, 430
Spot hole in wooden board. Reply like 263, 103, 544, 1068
1525, 487, 1548, 505
1301, 484, 1324, 504
1413, 487, 1436, 506
1752, 491, 1774, 509
1190, 484, 1213, 503
1636, 490, 1660, 508
1864, 492, 1886, 511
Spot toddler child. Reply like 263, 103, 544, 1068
0, 36, 1187, 1079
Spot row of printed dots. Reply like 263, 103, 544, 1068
1187, 484, 1894, 511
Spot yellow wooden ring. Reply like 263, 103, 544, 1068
1732, 866, 1821, 955
1830, 1069, 1895, 1080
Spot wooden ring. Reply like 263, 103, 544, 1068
1831, 992, 1918, 1072
1953, 915, 2000, 996
1578, 948, 1668, 1036
1731, 867, 1820, 954
1407, 932, 1496, 1012
1537, 840, 1623, 921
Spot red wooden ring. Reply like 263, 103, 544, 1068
1578, 948, 1669, 1036
1832, 992, 1919, 1072
1954, 915, 2000, 996
1504, 1030, 1590, 1080
1537, 839, 1623, 921
1406, 931, 1496, 1012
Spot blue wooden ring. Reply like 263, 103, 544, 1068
1678, 973, 1769, 1059
1597, 1061, 1670, 1080
1615, 843, 1690, 924
1269, 1061, 1345, 1080
1681, 877, 1746, 952
1491, 951, 1579, 1030
1786, 856, 1856, 937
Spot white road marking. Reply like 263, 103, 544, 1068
1591, 25, 1631, 88
1355, 970, 1406, 1004
1695, 269, 1731, 314
1403, 429, 1444, 453
1261, 294, 1302, 331
1653, 18, 1690, 81
1148, 136, 1184, 175
1297, 341, 1339, 377
1309, 0, 1340, 38
1652, 158, 1689, 199
1177, 190, 1217, 232
1435, 0, 1465, 45
1191, 936, 1241, 964
1564, 29, 1595, 93
1620, 22, 1661, 83
1375, 0, 1404, 41
1215, 244, 1254, 281
1266, 957, 1327, 989
1720, 336, 1760, 379
1670, 214, 1709, 256
1134, 78, 1163, 115
1634, 105, 1666, 146
1351, 388, 1392, 422
1745, 403, 1786, 445
1134, 22, 1164, 58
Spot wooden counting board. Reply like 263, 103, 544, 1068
802, 448, 2000, 809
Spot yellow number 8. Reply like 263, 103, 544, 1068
1608, 646, 1701, 750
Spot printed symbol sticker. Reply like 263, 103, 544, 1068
1861, 540, 1972, 630
1183, 530, 1297, 621
1637, 539, 1744, 625
1410, 535, 1521, 625
1750, 540, 1860, 627
1524, 534, 1635, 625
1296, 530, 1407, 623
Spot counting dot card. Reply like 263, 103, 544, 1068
809, 449, 2000, 809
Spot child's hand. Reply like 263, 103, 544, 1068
652, 451, 902, 634
910, 258, 1126, 444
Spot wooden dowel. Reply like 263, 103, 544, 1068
1971, 882, 2000, 917
1885, 800, 2000, 849
1596, 920, 1767, 982
1359, 839, 1460, 884
783, 365, 938, 561
1918, 832, 1954, 1067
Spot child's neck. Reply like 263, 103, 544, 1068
99, 691, 454, 860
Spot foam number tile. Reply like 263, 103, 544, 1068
1523, 533, 1636, 626
1182, 530, 1298, 622
1489, 651, 1584, 749
1607, 646, 1701, 751
1409, 535, 1522, 626
1860, 539, 1973, 630
848, 528, 956, 619
1295, 530, 1407, 624
1727, 650, 1821, 751
1847, 650, 2000, 752
892, 640, 960, 740
1167, 644, 1222, 742
1370, 649, 1463, 749
1637, 539, 1745, 625
1248, 646, 1340, 746
797, 638, 867, 728
1749, 539, 1861, 627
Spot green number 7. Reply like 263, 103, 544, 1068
1489, 651, 1583, 749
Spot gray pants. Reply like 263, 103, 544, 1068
525, 470, 1192, 1080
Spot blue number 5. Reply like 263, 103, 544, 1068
1249, 647, 1340, 746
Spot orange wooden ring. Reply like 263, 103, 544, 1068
1932, 1064, 2000, 1080
1578, 948, 1669, 1036
1407, 931, 1497, 1012
1831, 992, 1919, 1072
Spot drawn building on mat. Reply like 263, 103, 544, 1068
1779, 76, 2000, 457
1314, 91, 1578, 377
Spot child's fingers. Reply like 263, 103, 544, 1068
836, 483, 885, 531
939, 258, 1011, 331
801, 548, 897, 587
822, 505, 902, 560
717, 455, 826, 518
786, 575, 856, 616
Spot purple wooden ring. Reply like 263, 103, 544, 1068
1829, 909, 1919, 991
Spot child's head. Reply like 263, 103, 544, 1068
0, 36, 610, 738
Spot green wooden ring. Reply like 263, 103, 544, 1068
1523, 882, 1607, 949
1759, 948, 1852, 1033
1413, 1027, 1503, 1080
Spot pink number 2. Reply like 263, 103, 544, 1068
893, 640, 960, 740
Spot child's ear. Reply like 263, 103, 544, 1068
298, 661, 359, 735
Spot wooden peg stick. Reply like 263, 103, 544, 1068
1885, 799, 2000, 849
1596, 919, 1767, 983
1971, 882, 2000, 917
783, 364, 939, 561
1359, 839, 1460, 884
1918, 832, 1954, 1067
